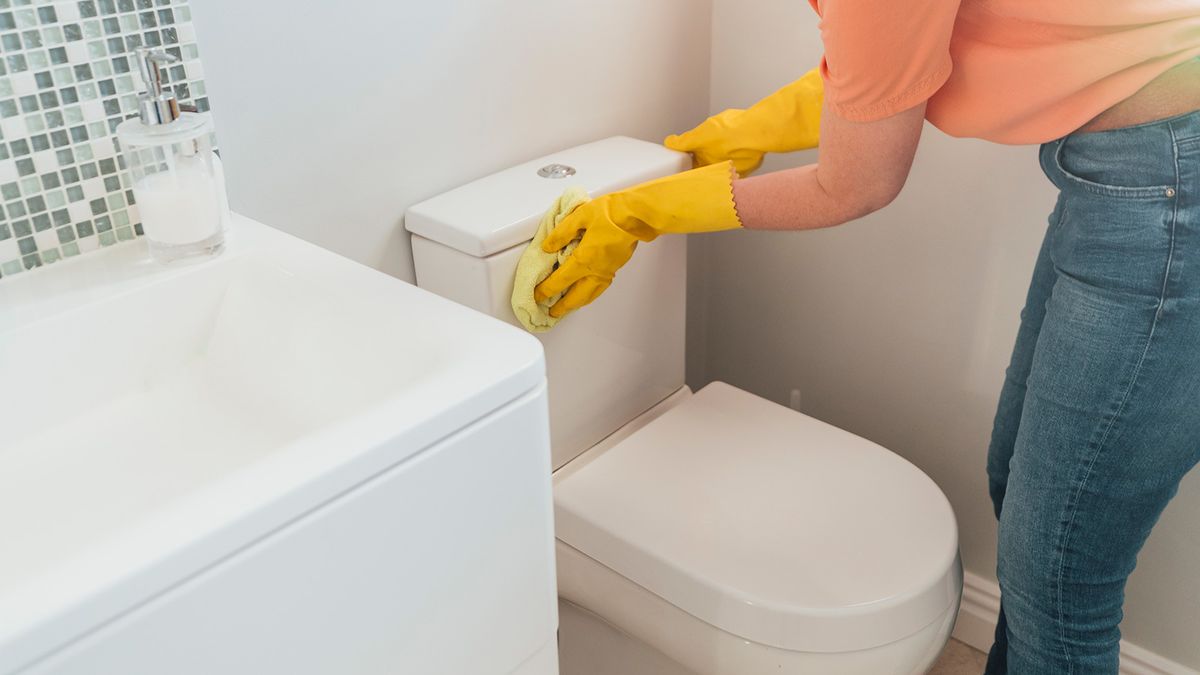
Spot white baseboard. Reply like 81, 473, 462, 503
950, 571, 1003, 654
952, 572, 1198, 675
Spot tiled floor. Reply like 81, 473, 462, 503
930, 639, 989, 674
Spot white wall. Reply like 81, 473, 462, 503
188, 0, 711, 282
699, 0, 1200, 669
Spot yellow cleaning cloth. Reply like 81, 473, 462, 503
511, 186, 590, 333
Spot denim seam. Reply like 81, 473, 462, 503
1160, 124, 1183, 319
1053, 309, 1154, 675
1051, 126, 1182, 673
1047, 194, 1068, 275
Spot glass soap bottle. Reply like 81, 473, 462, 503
117, 48, 227, 264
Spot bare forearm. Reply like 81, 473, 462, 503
732, 101, 928, 231
732, 163, 878, 231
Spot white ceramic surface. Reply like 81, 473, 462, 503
406, 137, 689, 257
557, 551, 959, 675
0, 216, 556, 675
554, 390, 962, 675
555, 381, 961, 654
407, 137, 692, 470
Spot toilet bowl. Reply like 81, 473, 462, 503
406, 137, 962, 675
554, 383, 961, 675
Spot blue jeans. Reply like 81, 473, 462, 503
984, 109, 1200, 674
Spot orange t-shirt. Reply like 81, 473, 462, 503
808, 0, 1200, 144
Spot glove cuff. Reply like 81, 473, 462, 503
615, 161, 742, 237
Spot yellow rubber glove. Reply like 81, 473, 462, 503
534, 161, 741, 318
665, 67, 823, 177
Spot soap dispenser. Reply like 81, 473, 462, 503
117, 48, 227, 264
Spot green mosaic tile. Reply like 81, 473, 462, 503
0, 0, 211, 283
43, 25, 63, 46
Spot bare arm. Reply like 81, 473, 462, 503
733, 100, 928, 230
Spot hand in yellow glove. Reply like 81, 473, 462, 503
665, 67, 823, 177
534, 161, 741, 318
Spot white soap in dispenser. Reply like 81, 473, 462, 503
117, 48, 227, 264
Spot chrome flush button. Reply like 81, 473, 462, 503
538, 164, 576, 179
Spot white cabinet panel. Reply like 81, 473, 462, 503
25, 385, 557, 675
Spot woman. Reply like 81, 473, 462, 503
535, 1, 1200, 673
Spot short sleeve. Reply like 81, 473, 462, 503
809, 0, 962, 122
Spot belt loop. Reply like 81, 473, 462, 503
1167, 108, 1200, 144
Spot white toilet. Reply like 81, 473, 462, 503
406, 137, 962, 675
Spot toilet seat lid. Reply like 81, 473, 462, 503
553, 382, 960, 653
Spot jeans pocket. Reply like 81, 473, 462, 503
1053, 138, 1176, 200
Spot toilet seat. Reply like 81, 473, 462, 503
553, 382, 960, 654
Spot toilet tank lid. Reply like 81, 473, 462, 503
405, 137, 689, 258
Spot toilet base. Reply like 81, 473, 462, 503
556, 542, 962, 675
559, 600, 695, 675
558, 599, 958, 675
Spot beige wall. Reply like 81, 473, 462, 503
189, 0, 711, 283
696, 0, 1200, 668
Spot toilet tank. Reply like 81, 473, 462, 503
406, 137, 691, 470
